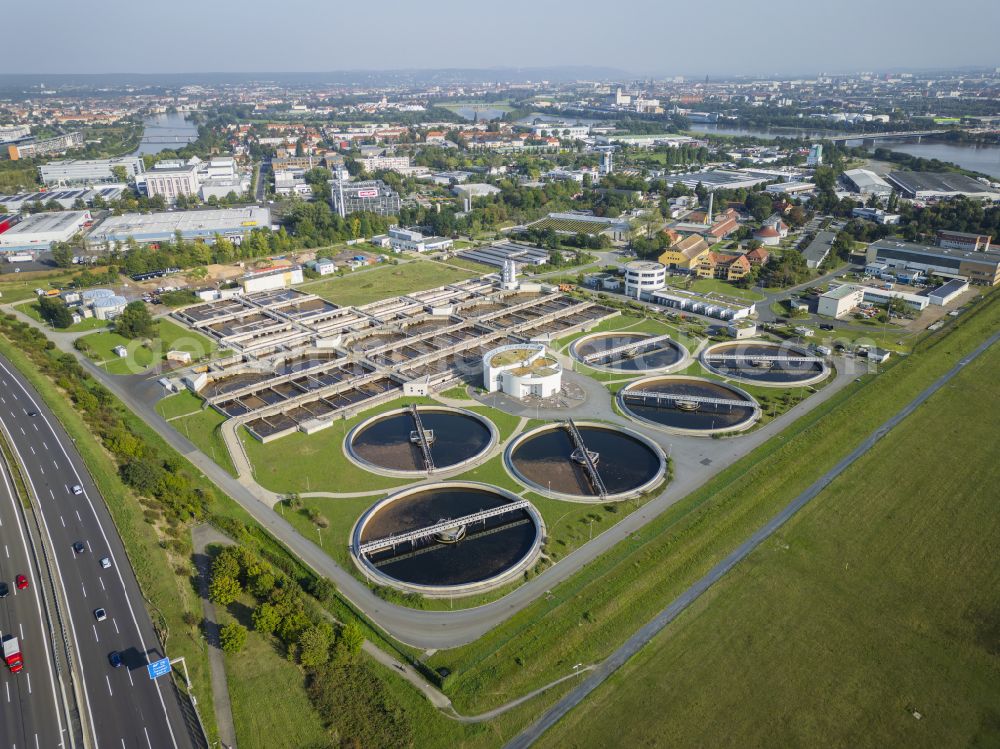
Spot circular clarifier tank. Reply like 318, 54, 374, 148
506, 422, 666, 501
619, 376, 760, 435
352, 483, 543, 597
571, 332, 689, 373
701, 339, 829, 386
346, 406, 497, 476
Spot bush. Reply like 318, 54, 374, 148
219, 622, 247, 654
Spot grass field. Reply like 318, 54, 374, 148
155, 390, 205, 420
665, 276, 765, 302
80, 319, 217, 375
218, 599, 330, 749
538, 330, 1000, 749
527, 217, 613, 235
170, 407, 238, 477
425, 290, 1000, 715
300, 261, 477, 307
0, 270, 81, 303
19, 301, 110, 332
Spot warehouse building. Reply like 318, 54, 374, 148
0, 187, 124, 213
843, 168, 893, 196
867, 239, 1000, 286
928, 278, 969, 306
801, 230, 836, 269
457, 241, 550, 270
87, 206, 271, 248
39, 156, 145, 186
650, 287, 755, 320
886, 171, 1000, 201
662, 169, 770, 192
0, 210, 91, 252
329, 179, 401, 217
241, 266, 304, 294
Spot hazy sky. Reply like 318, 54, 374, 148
8, 0, 999, 76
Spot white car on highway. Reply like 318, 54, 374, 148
72, 485, 83, 495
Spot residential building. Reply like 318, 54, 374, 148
696, 251, 751, 281
360, 153, 412, 173
745, 246, 770, 266
0, 125, 31, 144
806, 144, 823, 167
937, 230, 991, 252
7, 132, 83, 160
867, 239, 1000, 285
39, 156, 145, 186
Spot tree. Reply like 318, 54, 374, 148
209, 574, 241, 606
252, 602, 281, 634
110, 165, 130, 184
37, 296, 73, 328
298, 623, 333, 667
338, 619, 365, 657
51, 242, 74, 268
219, 622, 247, 654
211, 548, 243, 582
114, 301, 154, 339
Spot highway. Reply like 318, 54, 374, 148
0, 450, 66, 749
0, 357, 198, 749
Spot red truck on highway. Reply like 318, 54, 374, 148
3, 636, 23, 673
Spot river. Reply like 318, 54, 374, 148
689, 123, 1000, 179
131, 112, 198, 156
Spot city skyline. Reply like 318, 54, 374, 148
5, 0, 999, 76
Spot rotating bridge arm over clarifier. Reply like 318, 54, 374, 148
358, 500, 532, 554
562, 419, 608, 498
622, 390, 752, 408
704, 354, 822, 363
408, 403, 436, 472
581, 333, 673, 365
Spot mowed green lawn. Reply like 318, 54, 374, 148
300, 260, 477, 307
538, 339, 1000, 748
80, 319, 217, 375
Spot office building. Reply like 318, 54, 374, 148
39, 156, 145, 186
867, 239, 1000, 285
937, 230, 991, 252
274, 169, 313, 196
143, 162, 202, 201
329, 179, 401, 217
387, 226, 452, 253
0, 210, 91, 252
360, 154, 411, 173
624, 260, 666, 298
7, 132, 83, 160
817, 285, 864, 318
806, 144, 823, 167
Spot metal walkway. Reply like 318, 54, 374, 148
705, 354, 821, 364
358, 500, 532, 555
622, 390, 752, 409
409, 404, 435, 472
562, 419, 608, 498
582, 333, 673, 365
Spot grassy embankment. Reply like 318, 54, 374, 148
538, 320, 1000, 749
425, 289, 1000, 717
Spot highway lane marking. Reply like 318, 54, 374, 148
86, 541, 93, 553
75, 510, 82, 522
19, 426, 24, 435
29, 445, 35, 455
0, 362, 171, 749
92, 625, 99, 643
4, 545, 7, 559
127, 668, 134, 687
5, 681, 8, 702
113, 618, 120, 635
144, 726, 152, 748
19, 623, 24, 640
99, 577, 105, 592
52, 460, 58, 470
42, 442, 48, 451
38, 465, 43, 475
48, 489, 54, 500
26, 671, 31, 694
0, 395, 71, 746
105, 675, 113, 697
35, 733, 39, 749
33, 423, 38, 432
81, 584, 86, 598
60, 515, 65, 528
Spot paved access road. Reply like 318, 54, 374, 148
0, 451, 65, 749
504, 327, 1000, 749
0, 357, 198, 749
